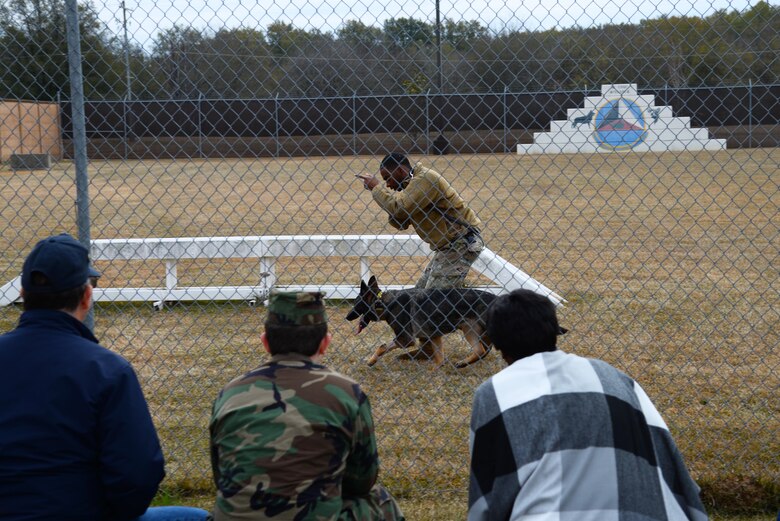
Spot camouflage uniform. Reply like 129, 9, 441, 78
209, 292, 404, 521
371, 163, 484, 289
414, 232, 484, 289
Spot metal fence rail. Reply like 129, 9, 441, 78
0, 0, 777, 512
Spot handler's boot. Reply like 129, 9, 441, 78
396, 340, 436, 361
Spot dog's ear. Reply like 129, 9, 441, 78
360, 279, 368, 294
368, 275, 379, 294
558, 327, 568, 335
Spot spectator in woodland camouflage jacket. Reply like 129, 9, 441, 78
208, 290, 405, 521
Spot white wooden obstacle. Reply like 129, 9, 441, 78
0, 235, 564, 307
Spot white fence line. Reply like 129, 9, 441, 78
0, 235, 564, 307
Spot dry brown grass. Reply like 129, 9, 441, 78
1, 150, 777, 513
153, 488, 773, 521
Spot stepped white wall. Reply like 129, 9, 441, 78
518, 84, 726, 154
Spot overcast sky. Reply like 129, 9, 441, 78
96, 0, 757, 50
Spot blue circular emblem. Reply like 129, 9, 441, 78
593, 97, 648, 150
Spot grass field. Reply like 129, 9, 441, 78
0, 150, 778, 516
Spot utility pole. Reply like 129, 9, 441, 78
121, 0, 132, 101
435, 0, 442, 94
432, 0, 448, 154
121, 1, 133, 159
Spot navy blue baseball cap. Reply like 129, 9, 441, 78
21, 233, 98, 294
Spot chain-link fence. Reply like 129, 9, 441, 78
1, 0, 778, 512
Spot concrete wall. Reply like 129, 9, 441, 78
0, 100, 61, 163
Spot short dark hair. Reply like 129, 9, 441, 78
264, 322, 328, 357
486, 289, 559, 361
23, 273, 88, 312
380, 152, 410, 171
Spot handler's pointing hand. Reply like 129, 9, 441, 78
355, 174, 379, 191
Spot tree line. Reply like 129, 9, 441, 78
1, 0, 777, 101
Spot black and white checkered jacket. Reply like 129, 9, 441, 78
468, 350, 708, 521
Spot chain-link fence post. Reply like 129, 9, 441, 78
65, 0, 92, 330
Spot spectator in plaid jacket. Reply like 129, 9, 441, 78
468, 289, 708, 521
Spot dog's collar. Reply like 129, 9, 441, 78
373, 291, 385, 314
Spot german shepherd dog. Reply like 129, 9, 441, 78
346, 276, 497, 368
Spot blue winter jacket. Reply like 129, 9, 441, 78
0, 310, 165, 521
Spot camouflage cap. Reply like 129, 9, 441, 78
266, 290, 327, 326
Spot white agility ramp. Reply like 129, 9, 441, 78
0, 276, 21, 307
0, 235, 564, 307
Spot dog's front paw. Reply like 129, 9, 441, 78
367, 344, 391, 367
456, 356, 482, 368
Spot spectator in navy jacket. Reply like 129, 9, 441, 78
0, 233, 207, 521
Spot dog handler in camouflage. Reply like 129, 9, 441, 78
209, 291, 405, 521
356, 152, 485, 290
